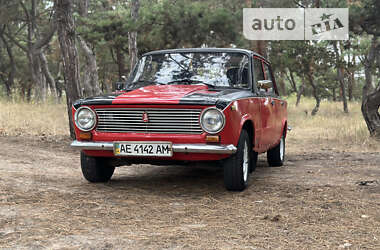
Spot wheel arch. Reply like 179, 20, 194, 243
240, 117, 255, 148
282, 119, 288, 138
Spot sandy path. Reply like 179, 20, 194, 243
0, 136, 379, 249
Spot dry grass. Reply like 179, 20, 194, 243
286, 95, 379, 151
1, 100, 380, 249
0, 100, 69, 138
0, 97, 378, 150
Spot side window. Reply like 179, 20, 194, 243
253, 58, 264, 89
239, 56, 249, 88
263, 63, 272, 82
262, 63, 275, 95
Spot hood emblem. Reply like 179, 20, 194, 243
142, 112, 149, 123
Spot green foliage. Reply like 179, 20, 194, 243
0, 0, 20, 24
349, 0, 380, 36
0, 0, 374, 104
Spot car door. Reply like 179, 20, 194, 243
262, 62, 284, 146
253, 57, 273, 150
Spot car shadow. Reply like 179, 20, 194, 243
93, 157, 276, 196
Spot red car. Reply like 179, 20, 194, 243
71, 48, 287, 191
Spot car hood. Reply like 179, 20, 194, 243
73, 84, 255, 109
113, 84, 209, 104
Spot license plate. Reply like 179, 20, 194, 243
113, 142, 173, 157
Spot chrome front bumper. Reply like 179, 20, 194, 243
70, 140, 237, 154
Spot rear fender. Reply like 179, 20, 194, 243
282, 119, 288, 138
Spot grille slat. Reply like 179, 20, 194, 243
97, 122, 199, 126
97, 117, 200, 121
95, 108, 203, 134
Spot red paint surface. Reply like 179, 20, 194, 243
72, 76, 288, 160
112, 84, 208, 105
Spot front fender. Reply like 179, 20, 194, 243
220, 101, 256, 148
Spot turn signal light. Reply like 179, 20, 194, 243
206, 135, 220, 143
79, 132, 92, 140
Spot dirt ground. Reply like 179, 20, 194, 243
0, 135, 379, 249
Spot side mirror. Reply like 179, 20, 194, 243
257, 80, 272, 90
113, 82, 125, 91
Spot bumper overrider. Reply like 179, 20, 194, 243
70, 140, 237, 154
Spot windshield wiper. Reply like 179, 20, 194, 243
166, 79, 215, 88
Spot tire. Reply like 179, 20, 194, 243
267, 135, 285, 167
249, 150, 258, 173
80, 152, 115, 182
223, 129, 251, 191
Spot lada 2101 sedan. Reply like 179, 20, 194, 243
71, 48, 288, 191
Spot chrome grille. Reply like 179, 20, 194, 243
95, 108, 203, 134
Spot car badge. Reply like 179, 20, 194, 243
142, 112, 149, 122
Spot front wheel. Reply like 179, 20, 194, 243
223, 129, 251, 191
80, 152, 115, 182
267, 135, 285, 167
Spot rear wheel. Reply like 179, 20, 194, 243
80, 152, 115, 182
267, 135, 285, 167
223, 129, 251, 191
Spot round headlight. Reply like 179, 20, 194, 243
75, 107, 96, 131
200, 108, 225, 134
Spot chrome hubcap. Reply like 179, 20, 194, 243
243, 141, 249, 182
279, 137, 284, 161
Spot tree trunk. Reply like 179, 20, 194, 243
332, 88, 336, 102
0, 31, 15, 99
333, 41, 348, 113
115, 45, 126, 80
28, 50, 45, 102
306, 72, 320, 116
25, 0, 44, 102
26, 84, 32, 103
7, 0, 56, 103
246, 0, 267, 58
255, 40, 267, 58
77, 0, 101, 97
362, 86, 380, 137
286, 69, 297, 93
348, 71, 355, 101
362, 37, 380, 138
348, 54, 355, 101
128, 0, 140, 71
78, 36, 101, 96
277, 71, 286, 96
337, 67, 349, 113
296, 79, 305, 107
55, 0, 82, 139
56, 61, 63, 103
40, 51, 58, 102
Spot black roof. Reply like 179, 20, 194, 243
142, 48, 268, 63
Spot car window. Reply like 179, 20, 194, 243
263, 63, 272, 82
262, 63, 274, 94
253, 58, 264, 90
128, 52, 250, 89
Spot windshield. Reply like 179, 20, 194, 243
127, 52, 250, 89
